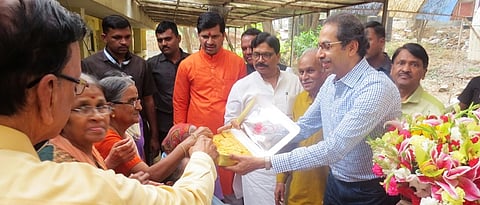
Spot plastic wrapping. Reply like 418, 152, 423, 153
214, 97, 300, 166
231, 97, 299, 157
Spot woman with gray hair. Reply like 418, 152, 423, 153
38, 73, 146, 182
95, 76, 212, 182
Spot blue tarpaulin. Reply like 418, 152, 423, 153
341, 0, 460, 22
417, 0, 458, 21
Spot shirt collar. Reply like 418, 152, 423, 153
103, 48, 132, 67
335, 57, 371, 88
159, 49, 188, 63
403, 86, 424, 104
0, 125, 39, 159
199, 47, 225, 60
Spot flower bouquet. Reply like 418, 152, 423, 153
368, 106, 480, 205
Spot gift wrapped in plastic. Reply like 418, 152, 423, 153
214, 96, 300, 166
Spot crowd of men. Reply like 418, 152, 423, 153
2, 0, 478, 204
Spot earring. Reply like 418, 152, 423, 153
111, 114, 115, 118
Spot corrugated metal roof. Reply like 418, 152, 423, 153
136, 0, 386, 27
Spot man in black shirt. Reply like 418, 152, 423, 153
147, 21, 189, 152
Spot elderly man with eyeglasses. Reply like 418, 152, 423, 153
223, 32, 302, 205
0, 0, 218, 204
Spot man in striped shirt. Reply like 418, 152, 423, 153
225, 13, 402, 205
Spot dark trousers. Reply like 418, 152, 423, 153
323, 173, 400, 205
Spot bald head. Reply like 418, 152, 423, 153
297, 48, 330, 98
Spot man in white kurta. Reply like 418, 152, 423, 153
224, 32, 302, 205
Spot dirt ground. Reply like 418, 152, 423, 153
386, 20, 480, 108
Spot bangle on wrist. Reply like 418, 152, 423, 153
191, 133, 198, 140
264, 156, 272, 170
179, 144, 188, 157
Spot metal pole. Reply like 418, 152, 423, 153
381, 0, 389, 25
289, 12, 296, 67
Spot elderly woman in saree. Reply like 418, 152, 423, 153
37, 73, 150, 182
94, 75, 212, 182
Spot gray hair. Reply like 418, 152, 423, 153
298, 48, 319, 61
99, 76, 135, 103
80, 73, 98, 86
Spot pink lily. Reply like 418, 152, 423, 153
434, 160, 480, 201
456, 117, 475, 125
423, 119, 443, 126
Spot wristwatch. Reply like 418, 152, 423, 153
264, 156, 272, 170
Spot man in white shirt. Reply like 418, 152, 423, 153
225, 32, 302, 205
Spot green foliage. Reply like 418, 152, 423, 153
280, 38, 292, 66
280, 26, 321, 67
293, 28, 320, 57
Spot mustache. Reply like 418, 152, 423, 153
255, 63, 268, 67
398, 71, 411, 77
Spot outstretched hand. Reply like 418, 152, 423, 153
192, 126, 213, 138
190, 135, 218, 161
105, 137, 136, 169
177, 126, 214, 157
217, 119, 241, 133
224, 154, 265, 175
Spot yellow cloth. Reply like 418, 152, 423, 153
0, 125, 216, 205
401, 86, 445, 116
276, 91, 328, 205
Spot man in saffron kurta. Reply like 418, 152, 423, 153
173, 12, 246, 203
174, 47, 245, 132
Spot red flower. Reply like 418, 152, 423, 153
399, 129, 412, 138
472, 135, 480, 144
440, 115, 449, 123
469, 158, 479, 167
386, 125, 397, 132
427, 115, 438, 120
436, 143, 443, 153
449, 140, 461, 151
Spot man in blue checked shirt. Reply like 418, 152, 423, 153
224, 13, 402, 205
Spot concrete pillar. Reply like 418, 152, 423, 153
68, 7, 89, 58
469, 9, 480, 60
133, 28, 147, 58
83, 15, 101, 56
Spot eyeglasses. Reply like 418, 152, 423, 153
318, 41, 343, 50
71, 105, 112, 115
252, 52, 275, 60
111, 99, 141, 107
26, 73, 88, 95
58, 74, 89, 95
